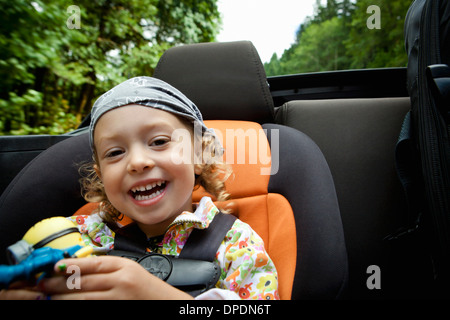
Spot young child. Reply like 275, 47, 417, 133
15, 77, 279, 300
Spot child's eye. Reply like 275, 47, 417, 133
150, 138, 170, 147
105, 149, 123, 158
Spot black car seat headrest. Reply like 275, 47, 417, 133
154, 41, 275, 124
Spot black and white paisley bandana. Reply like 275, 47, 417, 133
89, 76, 212, 151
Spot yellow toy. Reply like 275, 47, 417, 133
0, 217, 92, 288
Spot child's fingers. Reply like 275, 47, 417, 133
36, 256, 126, 295
42, 255, 140, 295
7, 280, 36, 289
54, 255, 128, 275
0, 288, 47, 300
39, 254, 191, 299
39, 273, 113, 294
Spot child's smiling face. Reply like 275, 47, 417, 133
93, 104, 201, 237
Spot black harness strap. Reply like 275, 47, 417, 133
113, 211, 237, 259
110, 212, 237, 296
113, 223, 147, 253
179, 212, 237, 261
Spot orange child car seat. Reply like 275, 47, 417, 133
193, 120, 297, 300
0, 41, 348, 299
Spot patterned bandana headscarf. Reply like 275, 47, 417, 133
89, 76, 211, 151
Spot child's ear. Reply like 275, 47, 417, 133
94, 164, 102, 180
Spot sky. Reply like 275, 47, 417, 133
216, 0, 319, 63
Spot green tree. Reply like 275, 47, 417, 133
264, 53, 282, 77
344, 0, 411, 69
0, 0, 221, 135
264, 0, 410, 76
279, 16, 351, 74
265, 0, 354, 76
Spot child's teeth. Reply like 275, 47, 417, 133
131, 181, 166, 200
135, 189, 162, 201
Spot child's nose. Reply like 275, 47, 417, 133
127, 147, 155, 174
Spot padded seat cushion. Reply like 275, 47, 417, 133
275, 98, 410, 296
0, 132, 91, 264
193, 120, 297, 300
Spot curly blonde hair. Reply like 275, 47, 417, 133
79, 126, 232, 223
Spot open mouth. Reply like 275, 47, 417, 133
129, 180, 167, 201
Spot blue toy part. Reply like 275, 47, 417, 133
0, 245, 82, 288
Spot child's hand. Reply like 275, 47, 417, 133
0, 280, 47, 300
38, 256, 193, 300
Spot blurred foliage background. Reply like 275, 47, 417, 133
0, 0, 220, 135
264, 0, 411, 76
1, 0, 411, 135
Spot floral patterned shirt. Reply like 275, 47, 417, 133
68, 197, 279, 300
